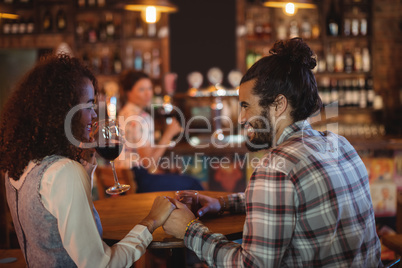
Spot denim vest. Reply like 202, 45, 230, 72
5, 156, 102, 267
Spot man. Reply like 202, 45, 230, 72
163, 38, 382, 267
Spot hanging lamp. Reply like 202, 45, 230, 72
263, 0, 316, 16
0, 3, 19, 19
124, 0, 178, 23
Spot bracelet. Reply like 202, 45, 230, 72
185, 218, 199, 233
217, 196, 226, 215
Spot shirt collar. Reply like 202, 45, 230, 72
276, 120, 312, 146
125, 102, 143, 114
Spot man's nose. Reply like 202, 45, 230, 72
238, 109, 246, 125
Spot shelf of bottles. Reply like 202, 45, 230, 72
243, 1, 321, 70
315, 0, 375, 109
1, 0, 70, 36
74, 2, 164, 79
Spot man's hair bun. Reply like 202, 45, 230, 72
270, 37, 316, 70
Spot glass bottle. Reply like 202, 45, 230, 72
56, 9, 67, 32
326, 0, 340, 36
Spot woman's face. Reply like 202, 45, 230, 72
79, 78, 97, 141
127, 78, 153, 109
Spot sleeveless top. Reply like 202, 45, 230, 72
5, 155, 102, 267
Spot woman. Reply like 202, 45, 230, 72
116, 70, 203, 193
0, 54, 175, 267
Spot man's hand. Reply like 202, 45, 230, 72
139, 196, 177, 234
163, 199, 196, 239
195, 193, 222, 217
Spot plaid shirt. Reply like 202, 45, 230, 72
185, 120, 382, 267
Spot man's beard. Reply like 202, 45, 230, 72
244, 110, 274, 152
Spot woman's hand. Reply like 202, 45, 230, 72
139, 196, 176, 234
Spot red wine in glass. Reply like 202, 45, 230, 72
96, 141, 123, 161
93, 119, 130, 195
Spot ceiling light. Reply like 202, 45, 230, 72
264, 0, 316, 16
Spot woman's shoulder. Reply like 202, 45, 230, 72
43, 155, 85, 177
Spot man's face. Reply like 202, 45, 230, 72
238, 79, 274, 152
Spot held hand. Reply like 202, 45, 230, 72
164, 117, 182, 138
140, 196, 176, 234
163, 199, 196, 239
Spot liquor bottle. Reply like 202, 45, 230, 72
352, 79, 360, 107
147, 23, 156, 37
321, 77, 331, 106
151, 48, 161, 79
56, 9, 67, 32
2, 19, 11, 34
88, 23, 98, 43
366, 78, 374, 107
100, 47, 110, 74
311, 20, 320, 39
351, 18, 359, 36
344, 48, 354, 73
11, 19, 19, 34
354, 47, 362, 72
134, 50, 143, 71
18, 17, 27, 34
134, 17, 144, 37
330, 79, 339, 104
360, 18, 368, 36
326, 46, 335, 72
301, 17, 312, 39
87, 0, 96, 8
359, 78, 367, 108
344, 79, 352, 107
344, 18, 351, 36
245, 10, 254, 38
334, 49, 344, 73
362, 47, 370, 72
326, 0, 340, 36
254, 14, 263, 39
105, 13, 115, 40
42, 10, 52, 32
317, 52, 326, 73
276, 18, 287, 40
125, 46, 134, 69
98, 0, 105, 7
76, 21, 85, 42
98, 21, 107, 42
77, 0, 86, 8
338, 80, 345, 107
262, 13, 272, 39
289, 20, 299, 39
143, 51, 151, 75
113, 50, 122, 74
27, 16, 35, 34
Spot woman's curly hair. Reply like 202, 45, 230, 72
0, 53, 98, 179
240, 38, 322, 121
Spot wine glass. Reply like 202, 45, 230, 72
93, 119, 130, 195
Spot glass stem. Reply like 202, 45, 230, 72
110, 161, 120, 187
